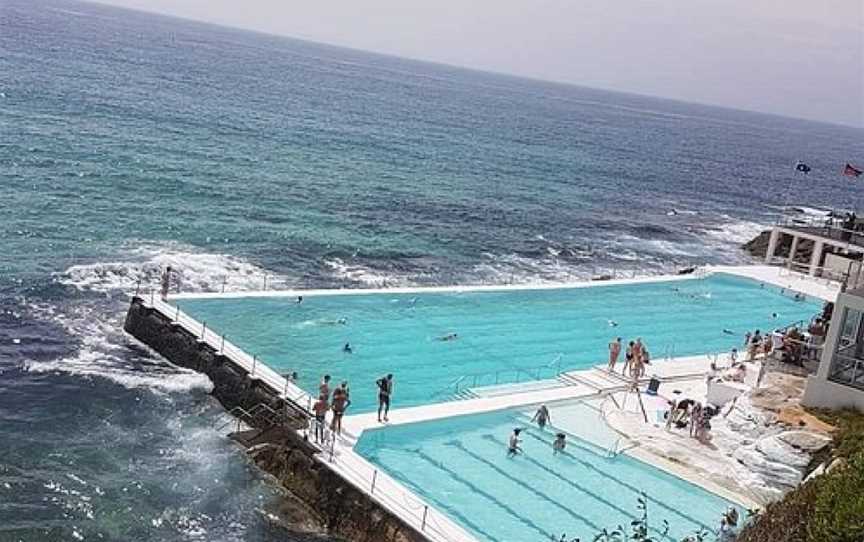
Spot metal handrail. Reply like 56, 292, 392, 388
139, 291, 315, 418
321, 453, 461, 542
451, 354, 565, 395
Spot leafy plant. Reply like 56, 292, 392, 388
552, 493, 710, 542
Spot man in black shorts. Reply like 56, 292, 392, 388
377, 374, 393, 422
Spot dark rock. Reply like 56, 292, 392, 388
124, 298, 426, 542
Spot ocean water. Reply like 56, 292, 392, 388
1, 0, 862, 539
176, 274, 819, 413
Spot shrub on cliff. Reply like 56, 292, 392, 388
736, 409, 864, 542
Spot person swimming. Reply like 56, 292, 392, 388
343, 342, 352, 353
438, 333, 458, 341
297, 295, 303, 304
552, 433, 566, 454
722, 329, 735, 335
607, 319, 618, 327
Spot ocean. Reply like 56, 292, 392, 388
0, 0, 862, 540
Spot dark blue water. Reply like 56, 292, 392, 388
1, 0, 862, 539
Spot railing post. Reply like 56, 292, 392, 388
135, 278, 141, 297
421, 505, 428, 531
252, 355, 258, 376
175, 306, 180, 322
371, 470, 378, 494
263, 274, 268, 291
201, 322, 207, 339
220, 335, 225, 354
150, 288, 154, 305
221, 276, 227, 293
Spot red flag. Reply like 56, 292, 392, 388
844, 163, 862, 177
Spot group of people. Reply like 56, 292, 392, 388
506, 404, 568, 457
742, 317, 827, 368
310, 373, 396, 444
607, 337, 651, 379
311, 375, 352, 443
665, 397, 717, 443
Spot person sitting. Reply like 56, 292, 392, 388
761, 334, 773, 357
808, 318, 826, 345
730, 362, 747, 383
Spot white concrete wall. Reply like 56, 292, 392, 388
802, 377, 864, 411
803, 290, 864, 412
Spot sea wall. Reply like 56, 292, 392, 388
123, 297, 426, 542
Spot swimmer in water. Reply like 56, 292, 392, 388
343, 342, 352, 354
723, 329, 735, 335
552, 433, 566, 454
438, 333, 458, 341
771, 312, 778, 319
608, 319, 619, 327
507, 428, 523, 457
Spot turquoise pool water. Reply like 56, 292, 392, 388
176, 273, 820, 412
355, 405, 737, 542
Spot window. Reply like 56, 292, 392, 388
829, 307, 864, 389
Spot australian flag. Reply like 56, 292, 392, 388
795, 162, 811, 173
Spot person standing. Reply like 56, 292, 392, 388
377, 374, 393, 422
531, 404, 551, 430
608, 337, 622, 371
507, 428, 523, 457
622, 341, 635, 376
160, 266, 172, 300
312, 394, 329, 444
330, 383, 351, 436
319, 374, 332, 400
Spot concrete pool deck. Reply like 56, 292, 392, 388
136, 264, 836, 542
165, 264, 839, 302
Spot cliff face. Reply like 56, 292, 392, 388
123, 299, 426, 542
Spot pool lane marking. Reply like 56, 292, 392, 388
414, 450, 559, 541
444, 439, 604, 532
478, 434, 680, 541
365, 454, 499, 542
517, 430, 715, 532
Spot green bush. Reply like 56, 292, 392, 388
806, 448, 864, 542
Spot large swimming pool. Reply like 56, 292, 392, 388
355, 404, 737, 542
175, 273, 820, 412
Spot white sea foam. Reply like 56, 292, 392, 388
323, 257, 416, 287
58, 245, 285, 294
471, 253, 600, 285
704, 218, 768, 245
23, 302, 212, 394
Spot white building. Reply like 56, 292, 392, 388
803, 286, 864, 410
766, 216, 864, 411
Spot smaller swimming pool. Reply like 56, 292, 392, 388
356, 402, 737, 542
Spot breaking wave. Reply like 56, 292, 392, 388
57, 244, 286, 294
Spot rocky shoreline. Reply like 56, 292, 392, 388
123, 298, 425, 542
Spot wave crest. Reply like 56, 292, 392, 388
57, 246, 284, 294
